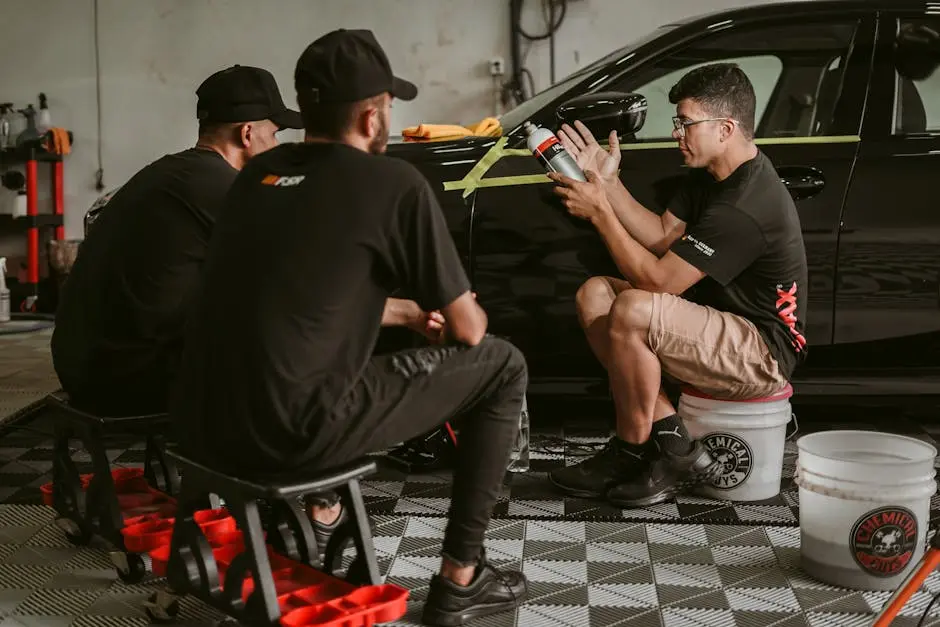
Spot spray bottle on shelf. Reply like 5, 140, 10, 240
0, 104, 13, 151
16, 105, 39, 146
0, 257, 10, 323
37, 93, 51, 135
523, 121, 586, 182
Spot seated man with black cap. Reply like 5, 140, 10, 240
52, 65, 303, 417
171, 29, 529, 626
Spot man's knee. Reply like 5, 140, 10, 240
576, 276, 615, 322
609, 289, 654, 338
479, 336, 528, 390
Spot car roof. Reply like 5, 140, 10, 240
671, 0, 932, 26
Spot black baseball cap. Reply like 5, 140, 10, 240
196, 65, 303, 130
294, 29, 418, 104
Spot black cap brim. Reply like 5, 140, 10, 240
391, 77, 418, 101
271, 108, 304, 130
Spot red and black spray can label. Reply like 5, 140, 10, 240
533, 136, 585, 180
534, 136, 565, 165
850, 506, 918, 577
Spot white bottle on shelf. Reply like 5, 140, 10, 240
0, 257, 10, 323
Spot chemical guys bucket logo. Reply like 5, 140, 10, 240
261, 174, 306, 187
851, 506, 918, 577
701, 433, 752, 489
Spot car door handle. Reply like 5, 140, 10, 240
777, 166, 826, 201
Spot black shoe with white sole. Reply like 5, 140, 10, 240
606, 441, 722, 508
421, 551, 528, 626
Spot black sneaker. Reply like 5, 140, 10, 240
606, 441, 722, 508
421, 550, 527, 626
548, 437, 652, 499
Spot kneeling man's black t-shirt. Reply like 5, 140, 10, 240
669, 150, 809, 380
171, 142, 470, 473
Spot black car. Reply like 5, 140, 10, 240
84, 0, 939, 403
378, 0, 940, 403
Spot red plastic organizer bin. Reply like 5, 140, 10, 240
43, 467, 409, 626
41, 467, 177, 521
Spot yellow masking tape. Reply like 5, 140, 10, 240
474, 174, 552, 189
442, 137, 508, 198
443, 135, 861, 194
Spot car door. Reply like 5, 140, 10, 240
471, 12, 874, 387
830, 12, 940, 373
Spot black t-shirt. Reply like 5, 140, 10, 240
669, 150, 809, 379
171, 142, 470, 472
51, 148, 237, 411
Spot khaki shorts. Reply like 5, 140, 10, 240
649, 292, 789, 400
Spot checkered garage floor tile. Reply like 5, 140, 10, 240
0, 507, 937, 626
364, 436, 805, 527
0, 328, 59, 428
1, 429, 939, 530
367, 429, 940, 529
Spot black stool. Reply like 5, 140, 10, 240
46, 391, 180, 582
145, 450, 380, 625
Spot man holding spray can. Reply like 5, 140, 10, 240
546, 63, 808, 507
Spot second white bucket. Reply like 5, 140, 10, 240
679, 385, 793, 502
795, 430, 937, 591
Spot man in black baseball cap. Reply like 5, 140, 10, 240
53, 64, 300, 419
291, 28, 418, 154
172, 29, 529, 626
196, 64, 303, 134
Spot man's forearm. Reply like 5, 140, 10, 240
592, 210, 663, 291
605, 178, 670, 255
382, 297, 421, 327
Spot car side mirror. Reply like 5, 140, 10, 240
555, 92, 648, 139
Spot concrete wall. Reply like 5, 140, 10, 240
0, 0, 811, 251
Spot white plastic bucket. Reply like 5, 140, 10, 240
795, 430, 937, 591
679, 387, 793, 502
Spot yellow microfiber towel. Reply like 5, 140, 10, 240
402, 123, 473, 140
402, 117, 503, 141
469, 117, 502, 137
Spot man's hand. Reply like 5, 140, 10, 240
548, 170, 613, 225
407, 293, 477, 343
410, 309, 447, 343
557, 121, 620, 182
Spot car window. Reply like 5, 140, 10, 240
497, 25, 679, 133
631, 56, 783, 140
893, 18, 940, 135
609, 20, 859, 141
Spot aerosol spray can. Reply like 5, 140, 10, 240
0, 257, 10, 323
523, 121, 586, 182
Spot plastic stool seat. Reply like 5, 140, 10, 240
162, 448, 382, 625
46, 390, 179, 584
167, 451, 377, 500
46, 391, 168, 424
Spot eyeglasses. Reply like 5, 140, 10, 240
672, 116, 738, 138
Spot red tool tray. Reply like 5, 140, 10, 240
41, 468, 409, 626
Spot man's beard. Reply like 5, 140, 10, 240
369, 114, 390, 154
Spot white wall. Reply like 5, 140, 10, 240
0, 0, 811, 250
